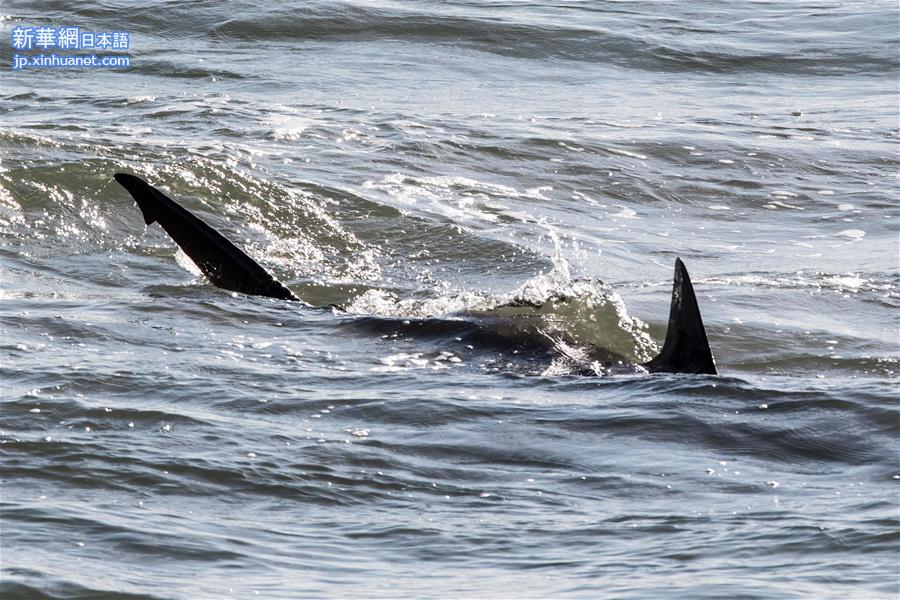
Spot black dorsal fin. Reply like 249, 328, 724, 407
643, 258, 717, 375
114, 173, 300, 302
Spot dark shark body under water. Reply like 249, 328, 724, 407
114, 173, 716, 376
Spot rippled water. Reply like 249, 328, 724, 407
2, 1, 898, 598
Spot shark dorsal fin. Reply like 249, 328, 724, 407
114, 173, 300, 302
644, 258, 717, 375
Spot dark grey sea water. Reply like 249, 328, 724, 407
1, 1, 898, 598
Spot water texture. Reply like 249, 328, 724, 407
1, 1, 898, 598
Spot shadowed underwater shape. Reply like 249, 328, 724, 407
113, 172, 717, 376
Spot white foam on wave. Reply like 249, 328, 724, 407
124, 95, 156, 105
702, 271, 893, 296
765, 200, 804, 210
603, 147, 647, 160
362, 173, 544, 228
344, 288, 493, 318
265, 112, 321, 141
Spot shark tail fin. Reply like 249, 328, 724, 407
114, 173, 300, 302
643, 258, 717, 375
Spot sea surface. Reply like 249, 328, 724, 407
1, 1, 898, 598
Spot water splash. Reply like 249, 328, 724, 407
344, 223, 657, 364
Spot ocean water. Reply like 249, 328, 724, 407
1, 1, 898, 598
